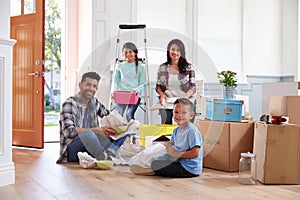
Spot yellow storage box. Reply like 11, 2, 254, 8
139, 124, 177, 146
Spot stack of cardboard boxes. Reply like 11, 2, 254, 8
196, 94, 300, 184
195, 97, 254, 172
253, 96, 300, 184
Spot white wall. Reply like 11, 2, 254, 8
282, 0, 298, 78
92, 0, 135, 107
61, 0, 80, 101
0, 0, 9, 38
0, 0, 15, 187
137, 0, 187, 35
77, 0, 300, 88
108, 0, 135, 36
78, 0, 93, 72
73, 0, 300, 121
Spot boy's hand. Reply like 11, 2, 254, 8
164, 141, 172, 147
166, 145, 180, 158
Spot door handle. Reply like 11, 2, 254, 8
28, 71, 40, 77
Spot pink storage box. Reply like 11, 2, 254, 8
114, 91, 138, 105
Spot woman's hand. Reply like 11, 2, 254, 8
159, 93, 167, 105
110, 93, 115, 99
181, 89, 194, 99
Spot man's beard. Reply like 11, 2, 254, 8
81, 89, 95, 99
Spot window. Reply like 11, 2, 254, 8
10, 0, 36, 16
198, 0, 242, 80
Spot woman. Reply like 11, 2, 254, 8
112, 42, 146, 122
156, 39, 197, 124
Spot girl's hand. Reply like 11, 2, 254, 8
111, 93, 115, 99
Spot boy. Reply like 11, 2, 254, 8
130, 98, 203, 177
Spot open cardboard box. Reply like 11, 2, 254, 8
254, 122, 300, 184
269, 96, 300, 125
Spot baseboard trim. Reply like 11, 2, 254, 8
0, 162, 15, 187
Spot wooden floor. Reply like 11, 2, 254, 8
0, 143, 300, 200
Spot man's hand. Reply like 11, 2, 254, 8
101, 126, 116, 138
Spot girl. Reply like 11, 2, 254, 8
111, 42, 146, 121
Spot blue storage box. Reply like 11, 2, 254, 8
206, 98, 244, 122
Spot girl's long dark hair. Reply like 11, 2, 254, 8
165, 39, 190, 73
122, 42, 139, 74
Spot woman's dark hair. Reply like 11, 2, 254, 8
122, 42, 139, 74
81, 72, 100, 83
166, 39, 190, 73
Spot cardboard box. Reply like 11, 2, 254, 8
206, 98, 244, 122
262, 82, 300, 114
269, 96, 300, 125
253, 122, 300, 184
195, 119, 254, 172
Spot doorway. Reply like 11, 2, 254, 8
43, 0, 62, 143
11, 0, 45, 148
10, 0, 62, 147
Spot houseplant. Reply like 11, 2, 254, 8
217, 70, 238, 99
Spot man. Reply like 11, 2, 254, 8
57, 71, 128, 164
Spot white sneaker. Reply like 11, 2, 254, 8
77, 152, 96, 169
130, 164, 154, 176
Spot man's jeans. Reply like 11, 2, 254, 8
67, 130, 130, 162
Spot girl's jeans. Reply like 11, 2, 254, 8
115, 97, 141, 122
67, 130, 130, 162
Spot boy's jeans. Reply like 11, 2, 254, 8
67, 130, 130, 162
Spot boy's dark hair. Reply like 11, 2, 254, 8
81, 72, 101, 83
174, 98, 194, 111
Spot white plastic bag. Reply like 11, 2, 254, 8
101, 110, 127, 127
128, 143, 166, 168
101, 110, 140, 140
111, 137, 144, 165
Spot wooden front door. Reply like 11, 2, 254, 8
10, 0, 45, 148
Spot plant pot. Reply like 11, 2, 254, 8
223, 86, 235, 99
